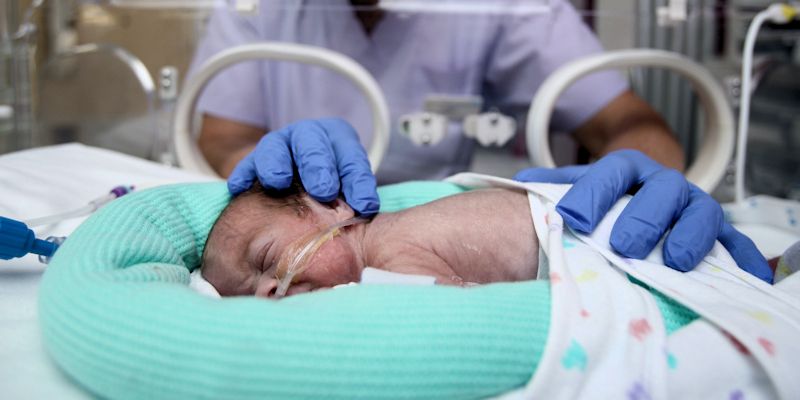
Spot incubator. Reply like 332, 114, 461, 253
1, 2, 800, 399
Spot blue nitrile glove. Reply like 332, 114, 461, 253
514, 149, 772, 283
228, 118, 380, 215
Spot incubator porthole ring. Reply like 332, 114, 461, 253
173, 43, 391, 177
526, 49, 735, 193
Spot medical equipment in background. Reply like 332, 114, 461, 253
627, 0, 800, 184
157, 66, 180, 165
2, 0, 40, 152
0, 185, 134, 264
399, 94, 517, 148
398, 112, 449, 146
274, 217, 368, 298
527, 49, 735, 193
630, 0, 719, 159
173, 42, 391, 176
3, 0, 166, 160
159, 67, 180, 105
720, 3, 800, 258
0, 5, 15, 141
401, 111, 518, 148
463, 112, 517, 147
734, 3, 799, 203
39, 43, 160, 159
741, 61, 800, 200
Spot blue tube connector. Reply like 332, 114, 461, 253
0, 216, 59, 261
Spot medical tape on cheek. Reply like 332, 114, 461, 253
274, 217, 367, 298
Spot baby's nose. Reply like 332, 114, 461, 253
255, 276, 279, 298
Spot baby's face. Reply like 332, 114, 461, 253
202, 192, 362, 298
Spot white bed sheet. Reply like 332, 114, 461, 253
0, 143, 216, 399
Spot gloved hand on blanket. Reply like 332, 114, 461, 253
227, 118, 380, 215
514, 149, 773, 283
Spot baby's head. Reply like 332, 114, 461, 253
201, 180, 363, 298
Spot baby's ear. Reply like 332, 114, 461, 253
328, 197, 356, 221
300, 195, 354, 222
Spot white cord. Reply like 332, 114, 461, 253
23, 186, 133, 227
23, 204, 97, 227
735, 4, 798, 203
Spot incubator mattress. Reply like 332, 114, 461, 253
38, 181, 696, 399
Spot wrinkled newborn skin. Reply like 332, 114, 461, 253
202, 183, 539, 298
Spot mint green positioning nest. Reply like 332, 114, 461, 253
39, 181, 695, 400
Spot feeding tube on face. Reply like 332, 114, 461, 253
273, 217, 367, 298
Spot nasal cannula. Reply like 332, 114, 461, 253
273, 217, 368, 298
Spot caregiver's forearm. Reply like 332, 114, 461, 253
574, 90, 685, 171
198, 114, 264, 177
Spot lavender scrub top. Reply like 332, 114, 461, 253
188, 0, 628, 183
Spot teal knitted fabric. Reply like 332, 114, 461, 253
39, 181, 694, 400
629, 276, 699, 334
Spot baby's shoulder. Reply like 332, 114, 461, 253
444, 188, 529, 212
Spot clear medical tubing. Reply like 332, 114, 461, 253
274, 217, 368, 298
735, 4, 798, 203
23, 185, 134, 227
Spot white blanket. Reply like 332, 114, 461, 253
446, 173, 800, 400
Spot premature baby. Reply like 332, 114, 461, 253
201, 181, 539, 298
